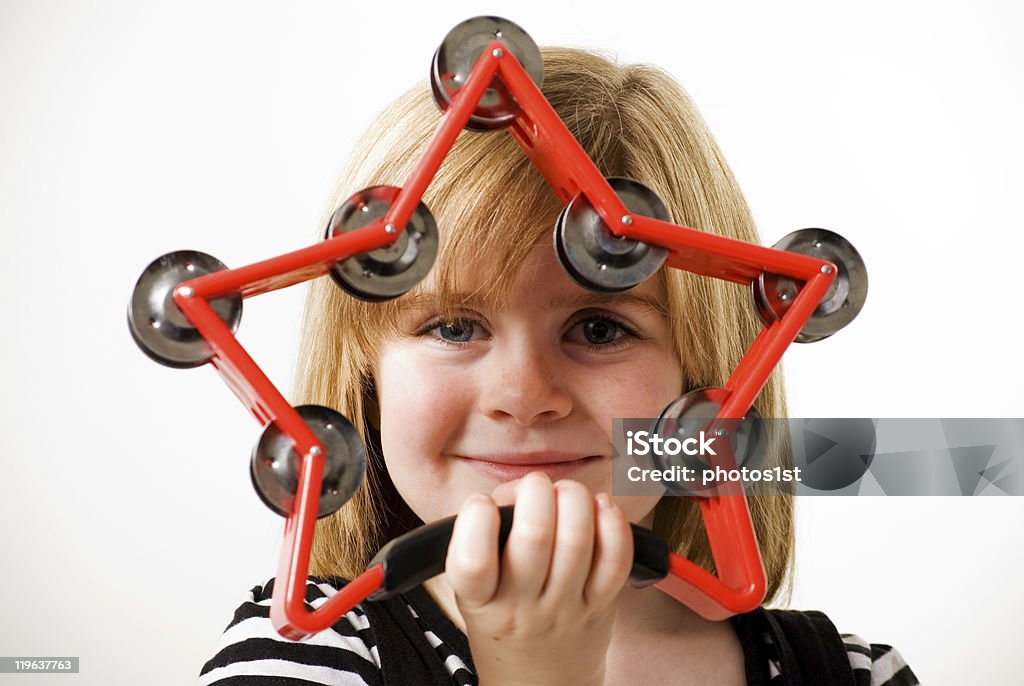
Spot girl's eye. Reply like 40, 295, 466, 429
417, 318, 483, 346
567, 315, 640, 351
435, 320, 476, 343
415, 313, 640, 351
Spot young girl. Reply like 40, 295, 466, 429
199, 47, 918, 685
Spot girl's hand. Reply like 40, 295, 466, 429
445, 473, 634, 686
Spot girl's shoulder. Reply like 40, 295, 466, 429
198, 576, 383, 686
738, 608, 919, 686
838, 633, 918, 686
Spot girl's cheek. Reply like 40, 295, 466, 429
614, 494, 662, 526
378, 349, 475, 451
389, 361, 466, 415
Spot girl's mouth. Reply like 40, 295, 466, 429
453, 454, 604, 482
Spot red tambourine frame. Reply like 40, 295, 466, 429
172, 41, 835, 640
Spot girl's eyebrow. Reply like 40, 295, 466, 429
398, 290, 668, 315
543, 291, 668, 315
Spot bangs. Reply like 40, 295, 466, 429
370, 130, 564, 334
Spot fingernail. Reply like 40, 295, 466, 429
596, 493, 613, 509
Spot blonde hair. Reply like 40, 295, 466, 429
294, 47, 794, 605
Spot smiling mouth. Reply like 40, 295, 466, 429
454, 455, 604, 482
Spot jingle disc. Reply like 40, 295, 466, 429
127, 250, 242, 368
753, 228, 868, 343
430, 16, 543, 130
250, 405, 366, 519
324, 185, 438, 302
553, 177, 670, 293
650, 388, 764, 496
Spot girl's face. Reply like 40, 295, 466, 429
375, 242, 683, 525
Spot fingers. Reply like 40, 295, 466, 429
542, 480, 596, 599
498, 472, 556, 599
448, 482, 627, 686
448, 476, 633, 616
583, 493, 633, 609
489, 478, 520, 507
446, 493, 501, 609
496, 476, 630, 609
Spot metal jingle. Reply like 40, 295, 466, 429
430, 16, 543, 130
324, 185, 439, 302
250, 405, 367, 519
127, 250, 242, 368
650, 388, 764, 496
553, 177, 670, 293
753, 228, 868, 343
428, 56, 507, 134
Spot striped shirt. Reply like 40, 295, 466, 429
199, 577, 919, 685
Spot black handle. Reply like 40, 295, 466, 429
368, 505, 668, 600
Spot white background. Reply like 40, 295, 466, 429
1, 0, 1022, 683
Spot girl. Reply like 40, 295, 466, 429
199, 47, 918, 685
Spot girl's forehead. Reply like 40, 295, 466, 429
401, 243, 670, 316
442, 240, 555, 288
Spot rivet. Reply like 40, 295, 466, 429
492, 48, 504, 58
821, 265, 833, 274
309, 446, 322, 457
385, 223, 397, 234
621, 215, 633, 225
177, 286, 195, 297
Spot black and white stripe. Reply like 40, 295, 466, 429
199, 578, 919, 685
406, 603, 475, 685
199, 579, 382, 686
841, 634, 919, 686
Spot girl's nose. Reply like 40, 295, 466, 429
479, 340, 572, 426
